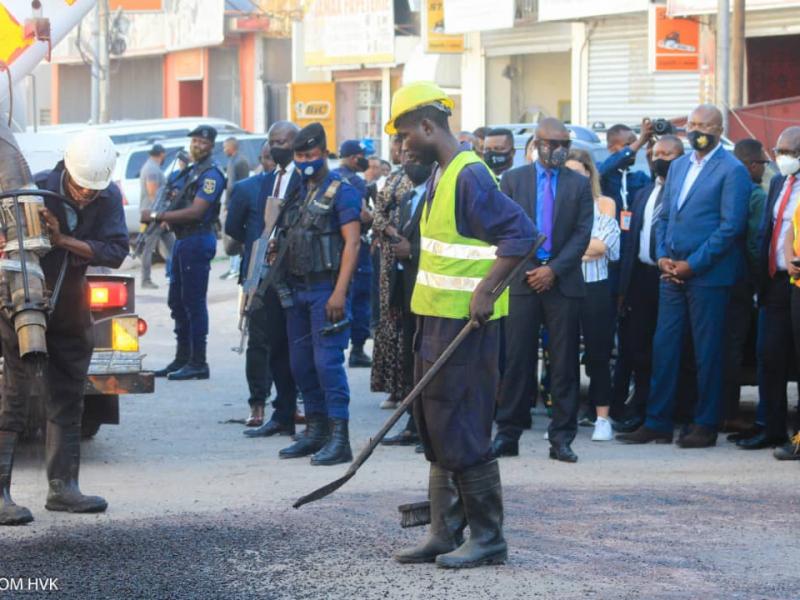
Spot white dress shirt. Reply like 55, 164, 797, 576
677, 142, 723, 210
638, 181, 663, 266
772, 175, 800, 272
272, 161, 294, 199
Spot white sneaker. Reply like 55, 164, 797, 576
592, 417, 613, 441
380, 398, 399, 410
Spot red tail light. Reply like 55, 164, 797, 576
137, 318, 148, 336
89, 281, 128, 309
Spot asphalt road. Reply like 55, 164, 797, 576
2, 253, 799, 599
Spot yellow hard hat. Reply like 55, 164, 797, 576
384, 81, 455, 135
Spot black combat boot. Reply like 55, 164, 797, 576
394, 463, 465, 563
154, 343, 190, 378
348, 345, 372, 368
279, 415, 329, 459
44, 423, 108, 513
0, 431, 33, 525
168, 343, 210, 380
310, 418, 353, 466
436, 460, 507, 569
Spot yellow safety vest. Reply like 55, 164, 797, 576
410, 151, 509, 320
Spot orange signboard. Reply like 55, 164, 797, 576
290, 82, 337, 148
109, 0, 163, 10
651, 5, 700, 72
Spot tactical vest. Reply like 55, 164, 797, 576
283, 179, 344, 280
410, 151, 508, 321
171, 158, 224, 237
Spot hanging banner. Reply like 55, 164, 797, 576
442, 0, 514, 34
290, 82, 337, 147
424, 0, 463, 53
304, 0, 395, 68
668, 0, 800, 15
649, 5, 700, 72
538, 0, 648, 22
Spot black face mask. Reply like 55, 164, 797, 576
652, 158, 673, 179
404, 162, 433, 186
484, 151, 513, 173
270, 146, 293, 168
538, 143, 569, 169
354, 156, 369, 172
688, 130, 717, 152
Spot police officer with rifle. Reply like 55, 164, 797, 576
146, 126, 226, 381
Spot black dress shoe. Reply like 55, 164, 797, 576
490, 437, 519, 458
243, 419, 295, 438
736, 431, 787, 450
415, 443, 425, 454
612, 417, 644, 434
154, 359, 187, 378
616, 425, 673, 444
676, 424, 717, 448
773, 434, 800, 460
348, 347, 372, 368
726, 424, 764, 443
167, 363, 210, 380
381, 430, 420, 446
549, 444, 578, 463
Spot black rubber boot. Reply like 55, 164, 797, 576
45, 423, 108, 513
0, 431, 33, 525
279, 415, 329, 459
348, 346, 372, 368
154, 344, 190, 378
169, 342, 210, 380
436, 460, 507, 569
311, 418, 353, 466
394, 463, 465, 563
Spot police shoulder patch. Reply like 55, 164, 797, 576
203, 178, 217, 195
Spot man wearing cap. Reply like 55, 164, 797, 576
145, 125, 226, 381
386, 82, 536, 568
138, 143, 174, 290
275, 123, 362, 466
334, 140, 374, 368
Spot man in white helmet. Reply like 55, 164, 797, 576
0, 129, 128, 525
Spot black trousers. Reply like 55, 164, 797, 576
721, 279, 755, 422
413, 316, 499, 472
614, 261, 660, 421
757, 273, 795, 439
246, 286, 297, 424
579, 279, 614, 409
0, 314, 93, 433
496, 289, 581, 446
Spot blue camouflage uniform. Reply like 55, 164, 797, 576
281, 170, 361, 420
166, 161, 225, 367
333, 164, 372, 351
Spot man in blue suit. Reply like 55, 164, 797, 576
618, 104, 751, 448
226, 122, 300, 436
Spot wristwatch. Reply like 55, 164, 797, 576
150, 211, 159, 222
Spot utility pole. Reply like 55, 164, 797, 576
731, 0, 745, 108
98, 0, 110, 123
90, 2, 100, 124
716, 0, 730, 135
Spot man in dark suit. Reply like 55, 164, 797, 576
492, 117, 593, 463
380, 154, 432, 446
618, 104, 750, 448
738, 127, 800, 451
614, 135, 684, 430
226, 121, 300, 437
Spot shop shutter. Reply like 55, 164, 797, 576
482, 21, 573, 57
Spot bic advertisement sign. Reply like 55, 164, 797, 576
290, 83, 337, 147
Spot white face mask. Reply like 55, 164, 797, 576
777, 154, 800, 177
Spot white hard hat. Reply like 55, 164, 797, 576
64, 129, 117, 190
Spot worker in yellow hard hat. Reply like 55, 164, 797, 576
387, 81, 537, 569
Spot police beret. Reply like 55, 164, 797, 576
293, 122, 326, 152
339, 139, 365, 157
188, 125, 217, 143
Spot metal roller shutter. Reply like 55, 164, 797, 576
482, 21, 572, 56
586, 15, 700, 126
745, 8, 800, 37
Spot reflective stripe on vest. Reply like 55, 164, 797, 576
410, 150, 509, 320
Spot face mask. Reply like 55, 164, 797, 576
296, 158, 325, 182
404, 162, 433, 186
270, 147, 293, 168
776, 154, 800, 177
355, 156, 369, 172
484, 151, 513, 173
538, 144, 569, 169
652, 158, 673, 179
688, 130, 717, 152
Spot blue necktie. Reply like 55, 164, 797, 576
541, 170, 554, 253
